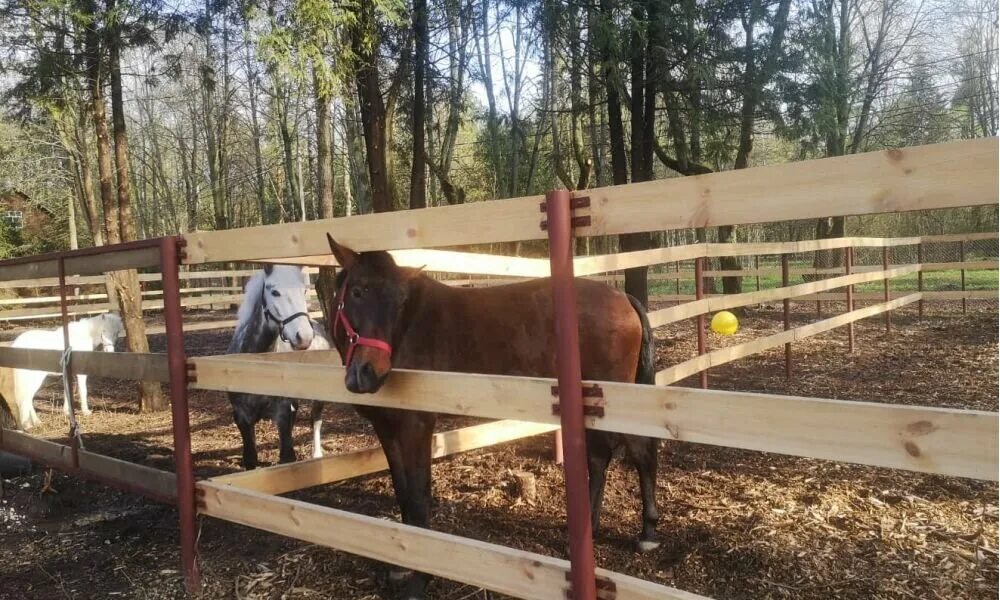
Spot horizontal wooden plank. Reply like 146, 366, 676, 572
0, 429, 176, 503
189, 354, 998, 480
655, 294, 922, 384
647, 264, 920, 327
574, 245, 708, 276
77, 450, 177, 501
0, 428, 74, 468
792, 290, 997, 301
649, 290, 997, 304
0, 286, 243, 308
212, 420, 559, 495
587, 138, 998, 238
198, 481, 697, 600
183, 193, 547, 264
256, 249, 553, 278
920, 232, 999, 243
181, 140, 997, 263
0, 246, 163, 283
0, 348, 168, 382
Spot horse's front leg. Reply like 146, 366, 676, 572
232, 397, 259, 470
397, 413, 435, 600
309, 401, 325, 458
76, 374, 91, 415
274, 399, 298, 464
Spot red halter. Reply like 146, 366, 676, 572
333, 279, 393, 368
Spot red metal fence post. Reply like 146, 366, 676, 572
57, 258, 80, 467
883, 246, 891, 332
695, 257, 708, 389
846, 247, 855, 353
160, 236, 200, 594
917, 243, 924, 322
781, 254, 791, 379
755, 255, 761, 292
544, 190, 597, 600
960, 240, 967, 314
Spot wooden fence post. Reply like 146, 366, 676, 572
782, 254, 791, 379
960, 240, 967, 314
917, 243, 924, 321
755, 255, 761, 292
846, 247, 855, 353
883, 246, 891, 332
695, 257, 708, 389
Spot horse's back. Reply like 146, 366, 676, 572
409, 277, 643, 383
12, 329, 61, 351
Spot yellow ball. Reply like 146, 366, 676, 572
710, 311, 739, 336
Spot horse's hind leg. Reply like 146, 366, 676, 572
625, 435, 661, 552
586, 430, 615, 535
309, 401, 324, 458
274, 400, 298, 464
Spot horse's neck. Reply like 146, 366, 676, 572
67, 321, 96, 351
229, 301, 278, 353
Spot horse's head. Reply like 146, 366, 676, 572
327, 234, 422, 394
93, 313, 124, 352
260, 264, 315, 350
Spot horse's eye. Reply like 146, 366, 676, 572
271, 289, 281, 297
351, 287, 363, 299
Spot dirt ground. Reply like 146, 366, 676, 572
0, 300, 997, 600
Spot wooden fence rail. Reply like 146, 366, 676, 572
188, 354, 998, 480
655, 294, 921, 384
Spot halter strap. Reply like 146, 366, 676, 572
261, 283, 311, 343
333, 279, 393, 367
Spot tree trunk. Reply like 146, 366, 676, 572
247, 51, 268, 225
622, 0, 652, 307
108, 1, 166, 412
475, 0, 500, 197
409, 0, 428, 209
352, 2, 392, 213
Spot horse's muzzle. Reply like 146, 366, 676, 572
345, 361, 385, 394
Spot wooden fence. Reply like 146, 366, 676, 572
0, 138, 996, 600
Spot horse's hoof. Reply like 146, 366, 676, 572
80, 409, 92, 416
636, 539, 660, 553
388, 568, 413, 583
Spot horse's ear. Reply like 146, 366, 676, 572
263, 263, 274, 275
402, 265, 425, 281
327, 234, 359, 269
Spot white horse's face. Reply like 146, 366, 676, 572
261, 265, 314, 350
97, 313, 125, 351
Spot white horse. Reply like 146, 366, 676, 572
0, 313, 124, 430
228, 265, 332, 468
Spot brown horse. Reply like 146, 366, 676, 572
325, 235, 660, 599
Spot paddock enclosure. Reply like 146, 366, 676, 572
0, 138, 998, 599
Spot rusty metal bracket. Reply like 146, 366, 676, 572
551, 383, 605, 417
564, 571, 617, 600
541, 196, 592, 230
185, 362, 198, 384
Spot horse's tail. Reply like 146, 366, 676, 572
626, 294, 655, 385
